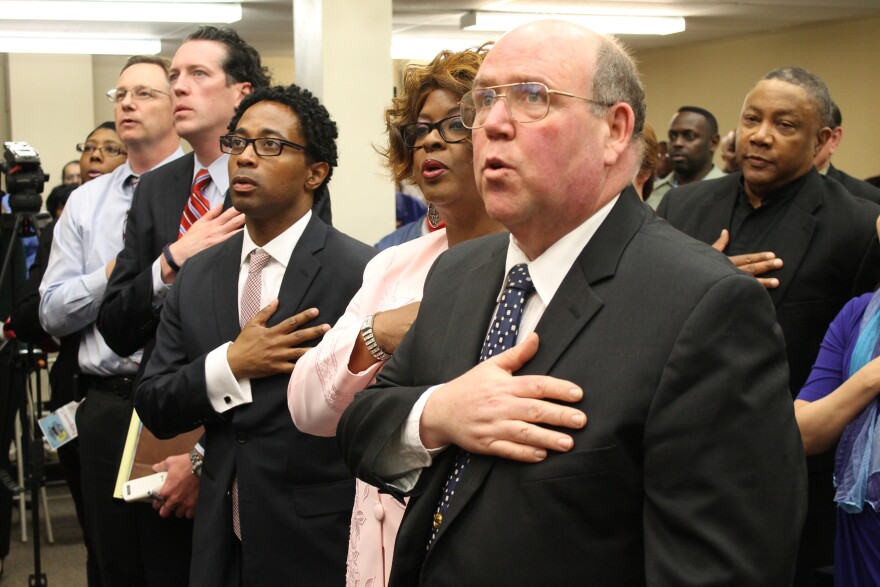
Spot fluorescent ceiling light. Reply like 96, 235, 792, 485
0, 36, 160, 54
461, 11, 685, 36
392, 36, 498, 61
0, 1, 242, 23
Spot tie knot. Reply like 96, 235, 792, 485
193, 168, 211, 189
127, 174, 140, 190
248, 248, 271, 273
505, 263, 534, 293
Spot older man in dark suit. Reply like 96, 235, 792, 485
658, 67, 880, 587
137, 85, 375, 586
339, 21, 806, 587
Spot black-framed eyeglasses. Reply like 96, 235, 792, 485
76, 143, 126, 157
459, 82, 614, 129
220, 135, 306, 157
398, 115, 470, 149
106, 86, 171, 103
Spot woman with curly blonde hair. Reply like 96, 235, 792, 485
288, 43, 501, 586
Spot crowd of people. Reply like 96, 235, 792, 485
0, 16, 877, 587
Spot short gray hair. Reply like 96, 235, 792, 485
590, 35, 646, 140
763, 66, 832, 128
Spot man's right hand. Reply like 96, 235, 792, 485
227, 301, 330, 380
162, 205, 245, 283
419, 332, 587, 463
712, 229, 782, 289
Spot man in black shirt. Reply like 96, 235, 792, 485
658, 66, 880, 587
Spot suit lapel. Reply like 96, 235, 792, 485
213, 232, 245, 344
269, 215, 325, 327
691, 174, 740, 245
163, 153, 195, 244
761, 173, 821, 306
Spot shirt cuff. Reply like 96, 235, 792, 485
205, 342, 253, 413
151, 256, 171, 308
374, 385, 447, 492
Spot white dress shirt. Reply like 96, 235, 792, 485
204, 210, 312, 413
39, 148, 184, 375
376, 196, 620, 489
150, 153, 231, 302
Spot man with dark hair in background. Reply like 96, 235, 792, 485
137, 84, 375, 587
646, 105, 724, 208
659, 66, 880, 587
815, 101, 880, 204
39, 54, 190, 587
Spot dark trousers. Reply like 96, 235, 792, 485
57, 438, 102, 587
77, 386, 193, 587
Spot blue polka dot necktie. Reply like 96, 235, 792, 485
428, 263, 535, 547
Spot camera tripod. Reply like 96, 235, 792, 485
0, 208, 50, 587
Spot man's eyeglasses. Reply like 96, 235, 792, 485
76, 143, 126, 157
219, 135, 306, 157
106, 86, 171, 103
459, 82, 613, 129
398, 115, 470, 149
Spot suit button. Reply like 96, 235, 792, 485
373, 503, 385, 521
236, 433, 247, 444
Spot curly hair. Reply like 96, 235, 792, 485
228, 85, 339, 188
381, 43, 492, 185
185, 26, 271, 89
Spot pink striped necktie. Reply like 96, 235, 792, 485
232, 247, 271, 541
178, 168, 211, 238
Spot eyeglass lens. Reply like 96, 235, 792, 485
461, 83, 551, 128
402, 116, 469, 148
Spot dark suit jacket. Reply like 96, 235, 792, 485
339, 189, 806, 587
657, 169, 880, 573
828, 163, 880, 205
137, 214, 375, 587
98, 152, 195, 367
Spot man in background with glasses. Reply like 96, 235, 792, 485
136, 84, 374, 587
39, 55, 190, 587
339, 20, 805, 586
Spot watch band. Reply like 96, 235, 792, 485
360, 313, 392, 362
189, 448, 203, 478
162, 244, 181, 273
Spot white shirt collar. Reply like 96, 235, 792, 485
240, 209, 312, 269
501, 195, 620, 306
195, 152, 231, 194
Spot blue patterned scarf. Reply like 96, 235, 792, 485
834, 292, 880, 513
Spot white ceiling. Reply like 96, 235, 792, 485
3, 0, 880, 58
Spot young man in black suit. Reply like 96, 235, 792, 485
658, 67, 880, 586
339, 21, 806, 587
136, 85, 375, 587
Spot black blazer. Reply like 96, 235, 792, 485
339, 189, 806, 587
98, 152, 195, 365
657, 169, 880, 394
658, 170, 880, 573
137, 214, 376, 587
828, 163, 880, 205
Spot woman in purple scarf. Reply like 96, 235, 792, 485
797, 215, 880, 585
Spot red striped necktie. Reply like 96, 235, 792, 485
178, 168, 211, 238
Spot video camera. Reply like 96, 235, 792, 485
1, 142, 47, 215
